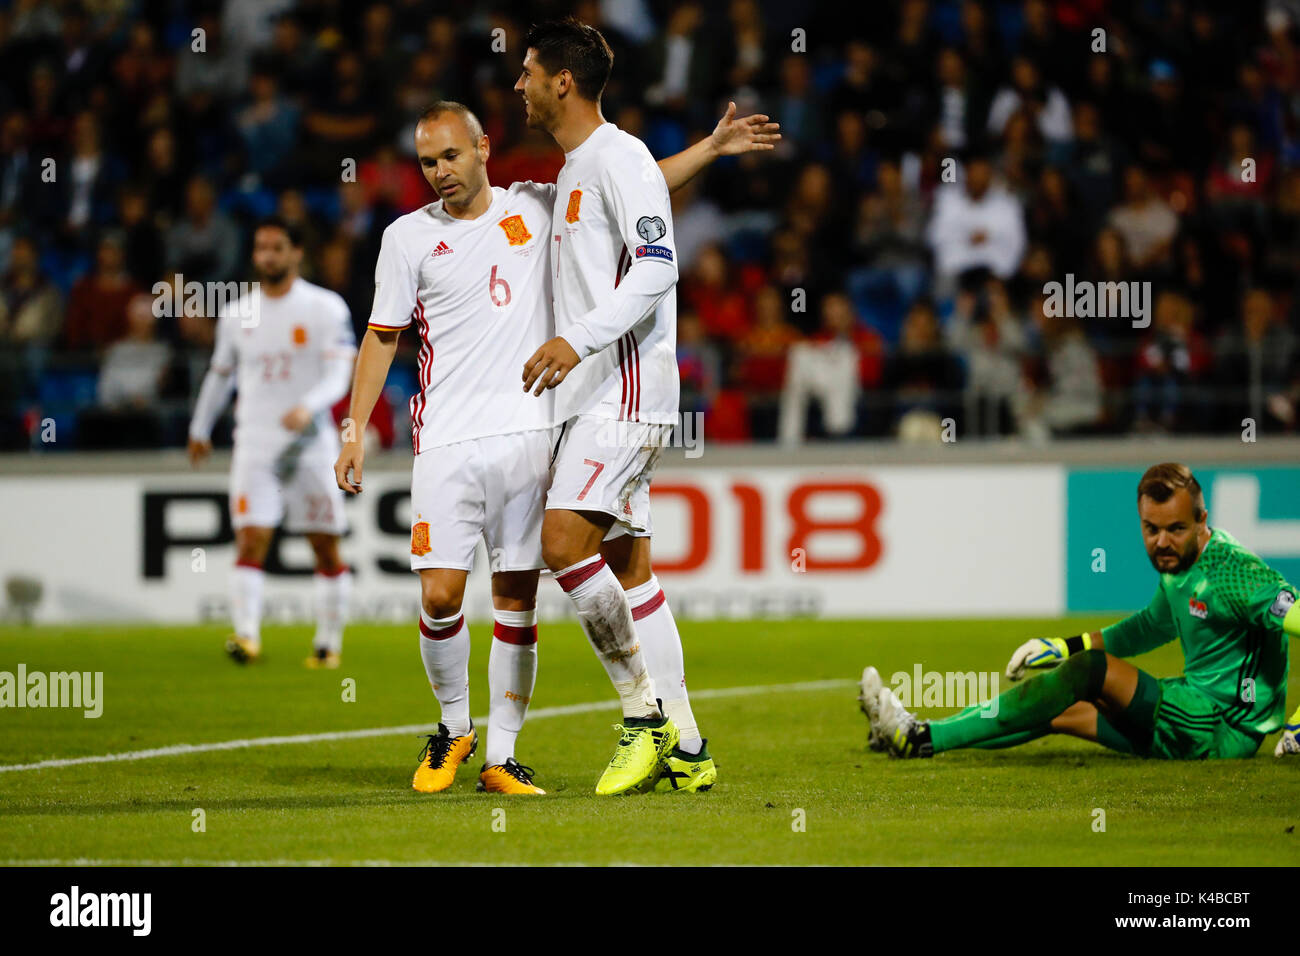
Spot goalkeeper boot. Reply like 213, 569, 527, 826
858, 666, 888, 752
478, 758, 546, 795
595, 715, 678, 796
652, 740, 718, 793
304, 646, 341, 669
225, 635, 260, 664
412, 723, 477, 793
876, 687, 933, 759
1275, 720, 1300, 757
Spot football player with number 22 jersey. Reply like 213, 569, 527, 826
335, 89, 778, 795
189, 218, 357, 670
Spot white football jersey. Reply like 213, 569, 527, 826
369, 182, 557, 453
551, 122, 680, 425
211, 278, 355, 456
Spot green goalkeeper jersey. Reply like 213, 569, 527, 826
1101, 528, 1297, 737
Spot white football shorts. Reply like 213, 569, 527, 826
546, 414, 672, 539
408, 428, 555, 572
230, 439, 347, 535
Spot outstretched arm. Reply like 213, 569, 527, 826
656, 102, 780, 192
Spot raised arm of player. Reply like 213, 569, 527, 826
656, 102, 780, 192
187, 311, 237, 466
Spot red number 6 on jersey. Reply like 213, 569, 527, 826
489, 264, 511, 308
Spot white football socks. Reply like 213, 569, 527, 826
486, 607, 538, 767
555, 555, 658, 719
313, 567, 351, 654
231, 561, 264, 648
627, 575, 702, 754
418, 610, 472, 737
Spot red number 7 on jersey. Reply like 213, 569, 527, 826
576, 458, 604, 501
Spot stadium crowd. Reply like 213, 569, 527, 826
1, 0, 1298, 449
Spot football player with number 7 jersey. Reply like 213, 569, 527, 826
335, 97, 778, 796
517, 18, 779, 796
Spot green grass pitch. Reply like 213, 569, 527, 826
1, 618, 1297, 866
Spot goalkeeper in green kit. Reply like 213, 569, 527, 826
859, 463, 1300, 760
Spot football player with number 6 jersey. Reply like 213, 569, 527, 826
335, 97, 776, 796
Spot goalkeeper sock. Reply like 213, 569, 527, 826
930, 650, 1107, 752
971, 726, 1052, 749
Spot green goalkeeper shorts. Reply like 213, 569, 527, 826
1146, 677, 1264, 760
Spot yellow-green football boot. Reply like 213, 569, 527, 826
595, 715, 678, 795
652, 740, 717, 793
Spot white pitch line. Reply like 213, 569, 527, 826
0, 678, 851, 774
0, 858, 778, 867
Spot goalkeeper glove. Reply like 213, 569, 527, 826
1005, 633, 1094, 682
1274, 705, 1300, 757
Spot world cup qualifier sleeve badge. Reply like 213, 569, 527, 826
634, 215, 672, 262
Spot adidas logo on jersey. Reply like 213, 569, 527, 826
430, 241, 453, 258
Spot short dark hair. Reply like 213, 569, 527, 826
253, 214, 302, 248
525, 17, 613, 102
1138, 462, 1205, 517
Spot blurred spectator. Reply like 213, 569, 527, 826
676, 310, 720, 415
1215, 288, 1300, 431
681, 244, 752, 342
0, 236, 62, 346
737, 285, 801, 396
236, 65, 300, 188
1062, 102, 1127, 234
1017, 301, 1104, 440
643, 2, 715, 122
166, 176, 241, 284
175, 12, 247, 102
61, 233, 139, 352
927, 153, 1027, 288
117, 183, 165, 288
847, 157, 928, 344
670, 175, 725, 272
1132, 291, 1212, 432
1106, 166, 1179, 275
779, 293, 878, 443
946, 278, 1026, 436
881, 297, 962, 437
302, 50, 379, 185
987, 56, 1073, 147
96, 294, 170, 409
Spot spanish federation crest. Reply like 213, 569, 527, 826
411, 521, 432, 557
565, 189, 582, 223
498, 214, 532, 246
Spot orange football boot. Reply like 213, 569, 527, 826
477, 758, 545, 795
412, 723, 477, 793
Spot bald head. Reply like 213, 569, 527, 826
417, 101, 484, 142
414, 101, 491, 215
